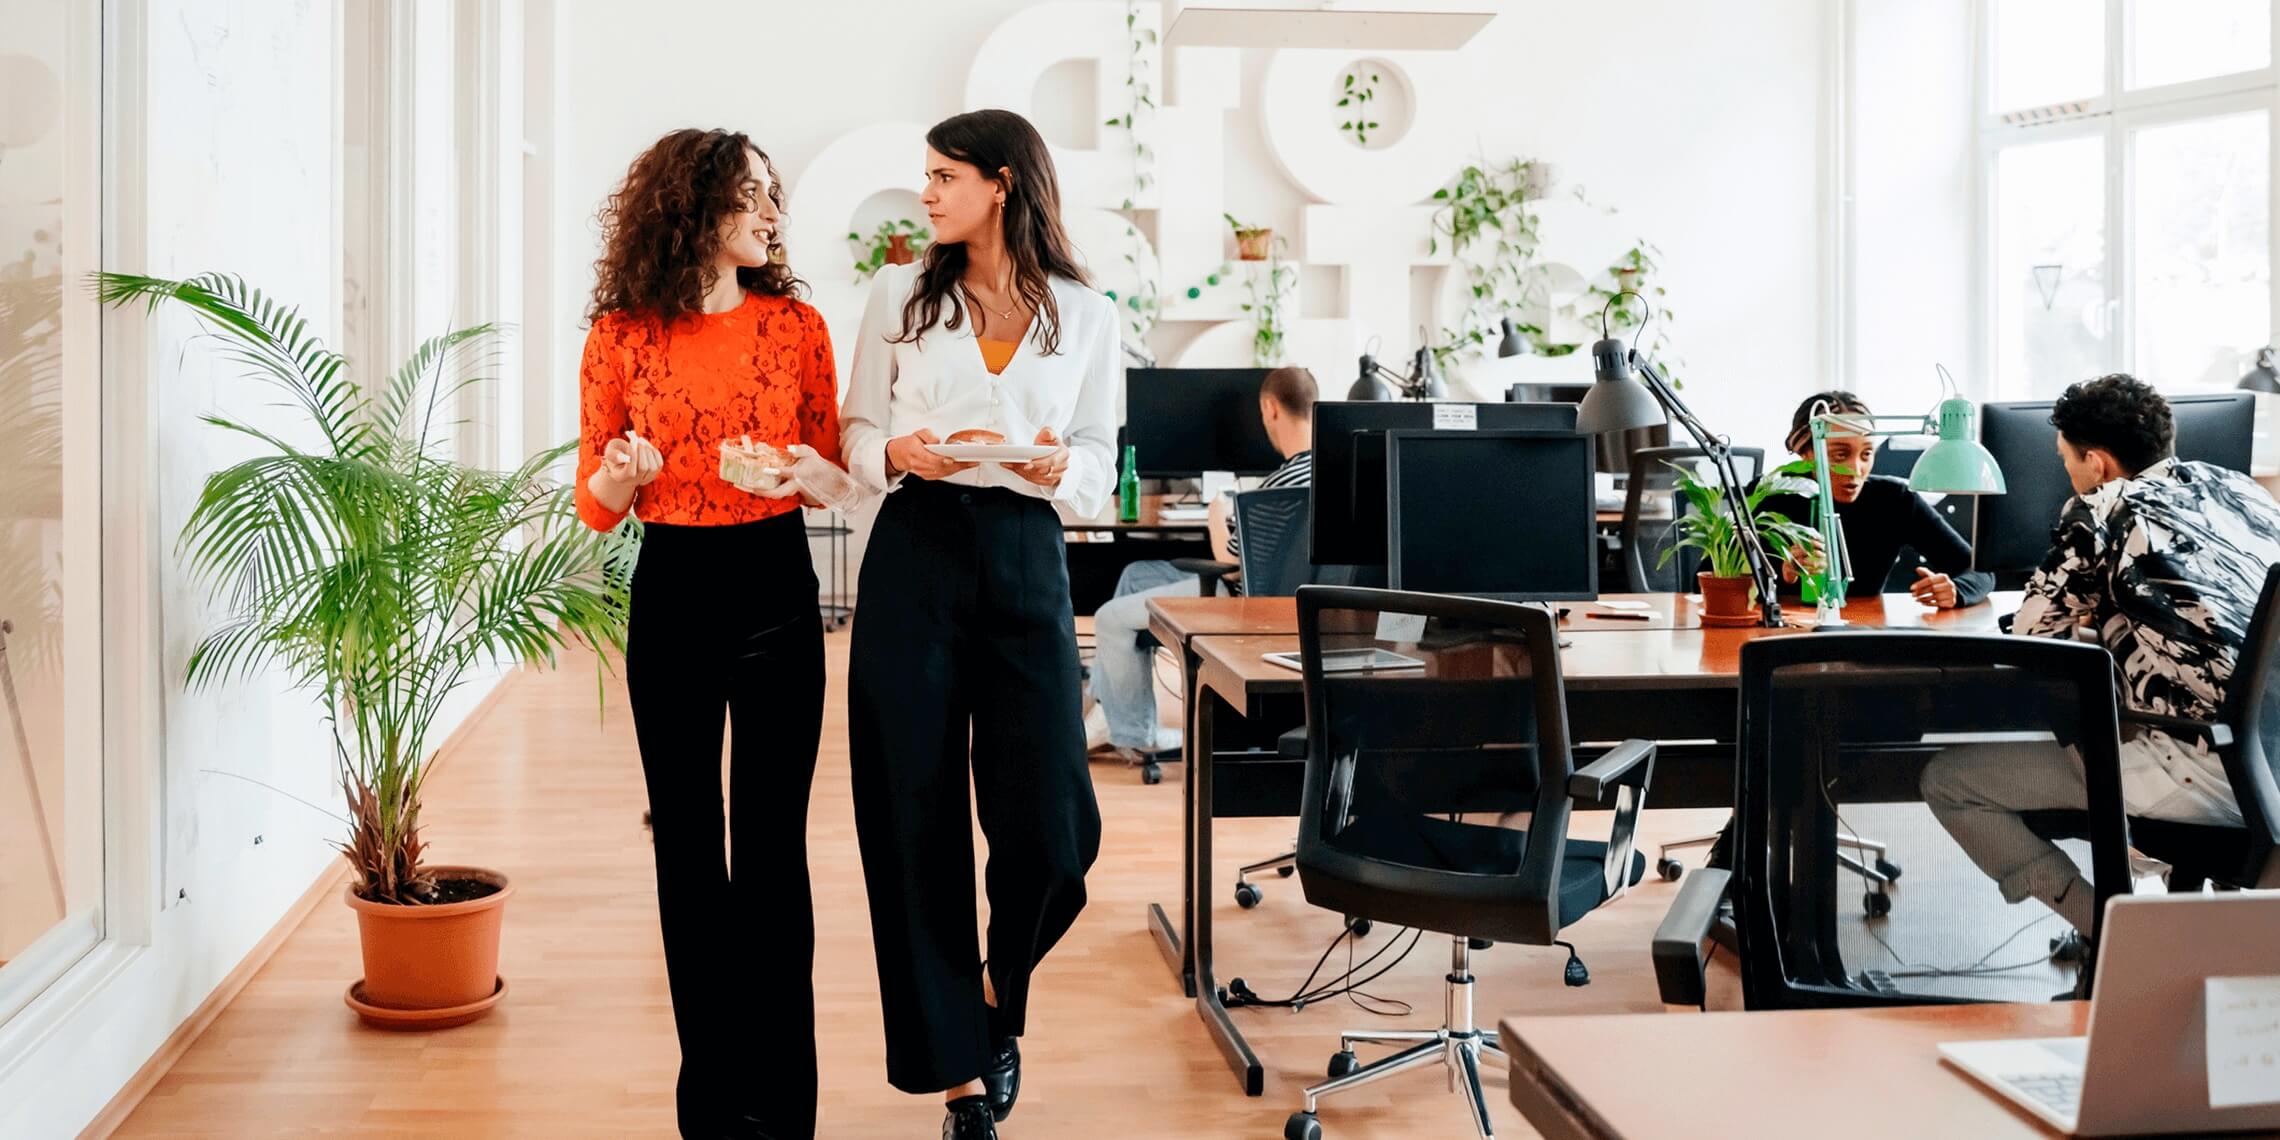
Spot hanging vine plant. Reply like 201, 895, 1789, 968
1428, 158, 1553, 369
1240, 239, 1296, 367
1337, 66, 1382, 146
1583, 240, 1683, 386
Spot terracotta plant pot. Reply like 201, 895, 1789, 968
1697, 571, 1758, 626
884, 233, 915, 266
343, 864, 511, 1030
1235, 228, 1274, 261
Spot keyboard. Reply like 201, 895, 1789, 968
1999, 1070, 2082, 1116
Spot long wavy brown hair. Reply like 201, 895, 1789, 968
894, 109, 1090, 356
587, 128, 804, 326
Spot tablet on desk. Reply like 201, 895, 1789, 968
1262, 648, 1425, 674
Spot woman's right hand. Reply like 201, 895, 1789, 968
885, 429, 977, 481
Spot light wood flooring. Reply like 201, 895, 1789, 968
111, 630, 1746, 1138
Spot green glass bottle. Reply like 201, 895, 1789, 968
1118, 444, 1141, 523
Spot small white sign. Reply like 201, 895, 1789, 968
1202, 470, 1238, 502
2207, 976, 2280, 1109
1433, 403, 1478, 432
1375, 611, 1428, 644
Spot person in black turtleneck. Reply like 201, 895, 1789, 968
1758, 391, 1993, 610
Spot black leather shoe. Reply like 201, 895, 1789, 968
943, 1095, 997, 1140
981, 1036, 1021, 1122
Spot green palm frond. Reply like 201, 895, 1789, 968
94, 270, 629, 905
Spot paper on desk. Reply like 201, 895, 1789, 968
2207, 975, 2280, 1109
1201, 470, 1238, 503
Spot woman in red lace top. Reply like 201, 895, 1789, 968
577, 127, 835, 1140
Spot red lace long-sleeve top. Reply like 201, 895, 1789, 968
575, 292, 842, 532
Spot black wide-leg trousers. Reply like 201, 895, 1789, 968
848, 479, 1103, 1094
626, 512, 824, 1139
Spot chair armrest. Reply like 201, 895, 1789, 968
1569, 739, 1656, 803
1277, 726, 1308, 759
1170, 557, 1236, 577
1651, 868, 1731, 1008
2121, 709, 2233, 749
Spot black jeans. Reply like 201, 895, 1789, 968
627, 513, 824, 1139
848, 480, 1103, 1094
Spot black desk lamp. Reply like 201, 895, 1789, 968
1349, 343, 1447, 401
1575, 293, 1785, 628
2239, 347, 2279, 394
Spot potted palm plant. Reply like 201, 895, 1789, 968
94, 272, 632, 1029
1657, 459, 1820, 625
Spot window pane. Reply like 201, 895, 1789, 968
0, 1, 98, 977
2133, 111, 2271, 390
1994, 0, 2106, 112
1996, 135, 2111, 398
2129, 0, 2271, 89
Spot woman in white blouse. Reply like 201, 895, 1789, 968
838, 108, 1112, 1140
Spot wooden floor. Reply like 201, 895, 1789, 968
113, 630, 1738, 1138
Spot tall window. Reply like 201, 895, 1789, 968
1985, 0, 2276, 397
0, 0, 104, 1021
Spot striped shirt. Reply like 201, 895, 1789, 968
1226, 450, 1313, 563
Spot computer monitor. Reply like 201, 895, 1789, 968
1507, 383, 1591, 404
1385, 430, 1599, 602
1123, 367, 1286, 477
1310, 400, 1580, 566
1971, 392, 2255, 574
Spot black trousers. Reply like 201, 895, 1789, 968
848, 480, 1103, 1094
626, 513, 825, 1140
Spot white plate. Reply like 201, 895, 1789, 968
923, 443, 1056, 462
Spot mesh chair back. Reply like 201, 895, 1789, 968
1234, 485, 1313, 598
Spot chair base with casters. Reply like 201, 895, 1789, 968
1282, 937, 1515, 1140
1233, 726, 1311, 909
1656, 828, 1904, 916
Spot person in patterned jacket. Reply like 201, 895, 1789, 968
1921, 373, 2280, 936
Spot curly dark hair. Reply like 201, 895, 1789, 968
587, 128, 804, 326
894, 109, 1090, 356
1785, 390, 1871, 453
2051, 373, 2173, 475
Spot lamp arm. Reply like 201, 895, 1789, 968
1632, 352, 1786, 628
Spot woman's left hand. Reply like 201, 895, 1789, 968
1011, 427, 1070, 488
1911, 567, 1960, 609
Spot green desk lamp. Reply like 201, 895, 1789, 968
1806, 367, 2007, 627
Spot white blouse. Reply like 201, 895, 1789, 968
840, 262, 1119, 519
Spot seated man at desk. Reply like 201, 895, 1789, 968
1922, 374, 2280, 935
1761, 390, 1994, 609
1084, 366, 1317, 755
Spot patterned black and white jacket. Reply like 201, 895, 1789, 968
2013, 458, 2280, 818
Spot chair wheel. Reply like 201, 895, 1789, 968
1875, 858, 1903, 881
1234, 882, 1263, 909
1346, 916, 1372, 937
1140, 761, 1162, 785
1276, 864, 1296, 878
1284, 1111, 1322, 1140
1327, 1049, 1360, 1078
2049, 930, 2085, 963
1864, 890, 1892, 918
1656, 857, 1684, 882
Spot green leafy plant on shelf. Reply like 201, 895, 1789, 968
1428, 158, 1554, 369
849, 219, 931, 281
1337, 66, 1382, 146
92, 271, 635, 906
1657, 458, 1821, 580
1239, 239, 1296, 368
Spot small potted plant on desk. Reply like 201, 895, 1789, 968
1658, 460, 1821, 626
95, 271, 634, 1030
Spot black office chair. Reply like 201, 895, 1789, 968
1282, 587, 1654, 1140
2019, 561, 2280, 894
1651, 631, 2132, 1010
1620, 444, 1767, 593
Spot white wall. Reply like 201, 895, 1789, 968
1850, 0, 1978, 414
545, 0, 1836, 479
0, 3, 513, 1133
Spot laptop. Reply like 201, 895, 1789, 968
1938, 892, 2280, 1136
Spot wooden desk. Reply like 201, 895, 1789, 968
1062, 492, 1210, 535
1150, 590, 2023, 1094
1500, 1002, 2088, 1140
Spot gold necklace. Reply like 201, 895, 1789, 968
967, 271, 1018, 323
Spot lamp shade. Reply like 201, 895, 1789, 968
1575, 372, 1665, 434
2239, 347, 2280, 393
1496, 317, 1529, 358
1907, 396, 2006, 495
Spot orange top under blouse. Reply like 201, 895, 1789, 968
575, 291, 842, 532
977, 337, 1017, 376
